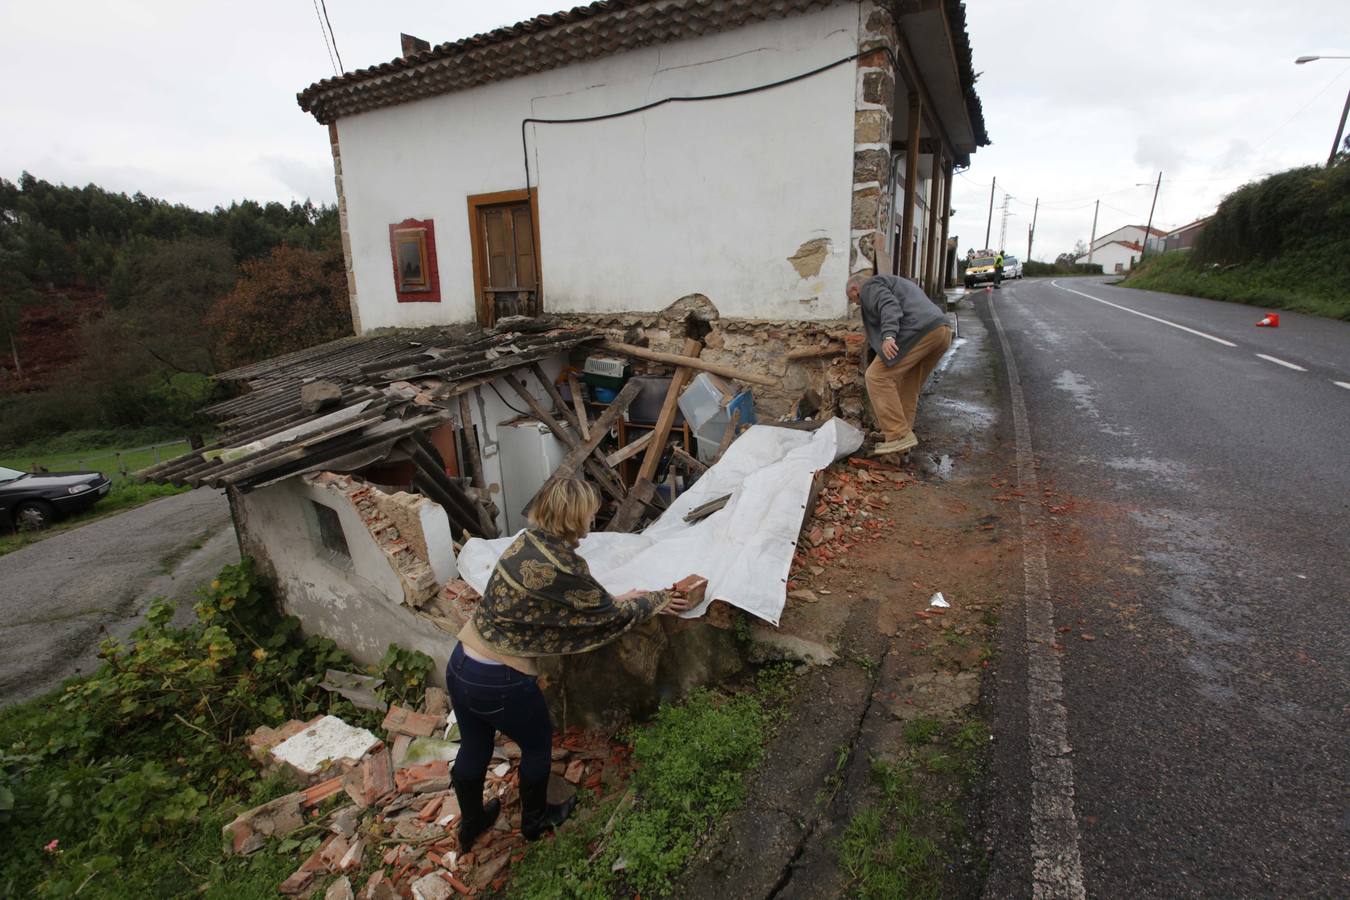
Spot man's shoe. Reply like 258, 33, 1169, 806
451, 775, 501, 850
872, 432, 918, 456
520, 778, 577, 841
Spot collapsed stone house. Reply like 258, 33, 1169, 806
141, 0, 986, 724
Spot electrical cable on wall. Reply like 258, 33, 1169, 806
518, 50, 884, 194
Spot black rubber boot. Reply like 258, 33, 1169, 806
451, 775, 501, 850
520, 778, 577, 841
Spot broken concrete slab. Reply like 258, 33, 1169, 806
271, 715, 381, 776
246, 718, 313, 761
410, 872, 456, 900
325, 876, 355, 900
403, 737, 459, 766
300, 380, 344, 414
319, 669, 389, 712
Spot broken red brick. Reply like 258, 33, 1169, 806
383, 705, 443, 738
303, 774, 346, 807
344, 747, 394, 808
395, 760, 449, 794
671, 574, 708, 605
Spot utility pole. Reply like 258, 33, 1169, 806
984, 177, 996, 250
1087, 200, 1099, 264
1140, 171, 1163, 261
1027, 197, 1039, 261
997, 195, 1011, 251
1329, 88, 1350, 168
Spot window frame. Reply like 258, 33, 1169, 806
388, 218, 441, 303
306, 499, 353, 568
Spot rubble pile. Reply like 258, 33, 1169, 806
791, 460, 906, 580
228, 699, 632, 898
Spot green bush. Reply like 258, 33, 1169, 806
1124, 160, 1350, 320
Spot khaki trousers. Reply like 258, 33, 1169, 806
865, 325, 953, 440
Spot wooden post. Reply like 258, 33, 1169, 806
608, 338, 702, 531
457, 392, 486, 490
565, 371, 590, 441
600, 340, 774, 386
924, 148, 943, 296
899, 92, 922, 279
938, 157, 953, 290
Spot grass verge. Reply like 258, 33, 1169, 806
1122, 251, 1350, 320
509, 664, 796, 899
836, 716, 993, 899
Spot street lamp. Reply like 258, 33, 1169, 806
1294, 55, 1350, 166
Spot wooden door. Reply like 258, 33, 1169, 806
469, 190, 539, 326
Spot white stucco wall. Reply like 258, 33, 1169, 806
336, 3, 861, 331
1079, 242, 1139, 273
234, 479, 455, 685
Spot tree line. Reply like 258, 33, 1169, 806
0, 173, 354, 448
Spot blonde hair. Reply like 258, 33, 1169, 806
528, 477, 600, 545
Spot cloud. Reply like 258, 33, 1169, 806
1134, 135, 1191, 175
257, 155, 337, 205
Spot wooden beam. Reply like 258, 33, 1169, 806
608, 338, 701, 531
502, 373, 629, 505
601, 340, 776, 387
938, 158, 954, 291
670, 446, 707, 475
635, 338, 700, 484
786, 345, 846, 361
565, 371, 590, 441
925, 147, 943, 295
900, 92, 922, 278
528, 362, 580, 433
456, 392, 486, 490
683, 493, 731, 523
604, 430, 653, 468
509, 375, 640, 511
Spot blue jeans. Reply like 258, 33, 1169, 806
446, 642, 553, 787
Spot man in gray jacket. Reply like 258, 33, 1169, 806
846, 271, 952, 455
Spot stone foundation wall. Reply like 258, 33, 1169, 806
557, 296, 870, 425
850, 1, 899, 274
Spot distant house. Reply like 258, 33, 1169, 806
1077, 239, 1142, 274
1092, 224, 1166, 255
1164, 218, 1209, 253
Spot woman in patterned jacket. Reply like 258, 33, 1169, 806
448, 476, 693, 848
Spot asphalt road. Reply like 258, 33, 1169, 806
0, 487, 238, 706
979, 278, 1349, 898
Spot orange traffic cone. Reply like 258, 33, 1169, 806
1256, 313, 1280, 327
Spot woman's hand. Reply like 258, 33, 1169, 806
661, 592, 695, 615
615, 589, 648, 605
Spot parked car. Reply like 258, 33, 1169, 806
1003, 254, 1024, 279
964, 255, 999, 288
0, 466, 112, 530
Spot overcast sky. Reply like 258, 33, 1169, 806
2, 1, 1346, 261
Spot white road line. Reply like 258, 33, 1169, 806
986, 296, 1087, 900
1255, 353, 1307, 372
1050, 281, 1238, 347
1335, 381, 1350, 390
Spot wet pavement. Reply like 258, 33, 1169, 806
978, 278, 1349, 898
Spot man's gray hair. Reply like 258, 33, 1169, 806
845, 270, 875, 294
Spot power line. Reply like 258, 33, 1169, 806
319, 0, 344, 73
311, 0, 338, 76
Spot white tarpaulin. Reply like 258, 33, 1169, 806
458, 419, 863, 626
